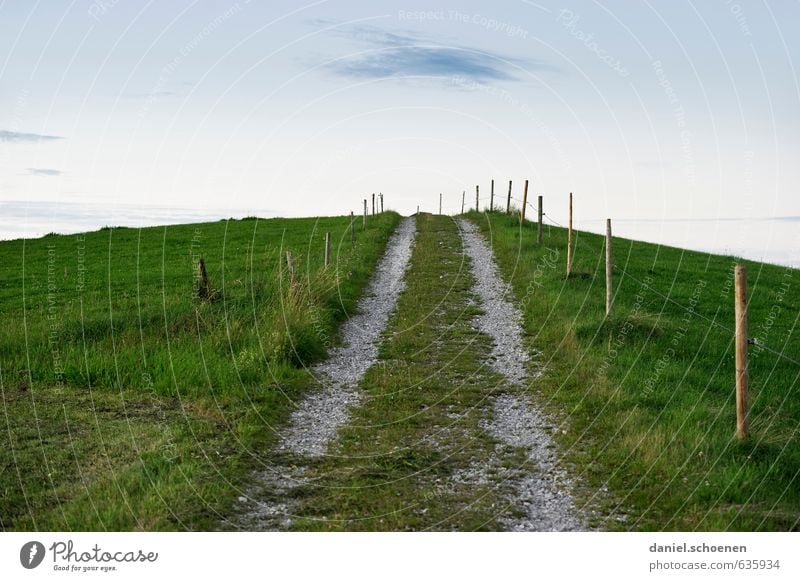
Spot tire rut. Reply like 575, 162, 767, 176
228, 217, 416, 530
457, 218, 589, 531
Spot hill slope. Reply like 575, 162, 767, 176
1, 209, 797, 531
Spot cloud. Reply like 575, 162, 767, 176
316, 22, 550, 82
332, 47, 518, 80
27, 168, 62, 177
0, 130, 63, 142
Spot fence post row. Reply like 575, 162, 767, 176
735, 264, 749, 440
412, 186, 756, 446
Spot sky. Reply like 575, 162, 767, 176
0, 0, 798, 258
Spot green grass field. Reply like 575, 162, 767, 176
467, 210, 799, 531
0, 212, 401, 530
2, 208, 797, 531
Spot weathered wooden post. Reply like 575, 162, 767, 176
605, 219, 613, 316
324, 232, 331, 268
380, 193, 384, 213
506, 180, 512, 214
520, 180, 529, 224
350, 211, 355, 246
286, 251, 294, 279
537, 195, 543, 244
196, 257, 210, 299
567, 192, 574, 276
735, 264, 749, 440
461, 190, 465, 214
439, 193, 442, 215
475, 185, 479, 212
372, 193, 375, 216
363, 199, 367, 229
490, 179, 494, 211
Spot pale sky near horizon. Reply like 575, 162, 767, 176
1, 0, 798, 226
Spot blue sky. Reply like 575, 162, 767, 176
1, 0, 798, 226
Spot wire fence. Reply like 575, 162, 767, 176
439, 188, 799, 371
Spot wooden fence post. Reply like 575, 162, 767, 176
605, 219, 613, 316
381, 193, 384, 213
363, 199, 367, 229
490, 179, 494, 211
324, 232, 331, 268
439, 193, 442, 215
350, 211, 355, 246
507, 180, 512, 214
520, 179, 529, 224
475, 185, 479, 212
537, 195, 543, 243
286, 251, 294, 279
735, 264, 749, 440
372, 193, 375, 216
567, 192, 573, 276
461, 191, 465, 214
196, 257, 210, 299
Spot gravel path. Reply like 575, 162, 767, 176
457, 218, 586, 531
280, 217, 416, 456
231, 217, 416, 530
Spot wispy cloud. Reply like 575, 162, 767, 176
0, 130, 63, 142
334, 47, 520, 80
27, 168, 62, 177
315, 22, 551, 82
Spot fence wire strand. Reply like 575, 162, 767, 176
465, 192, 799, 369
